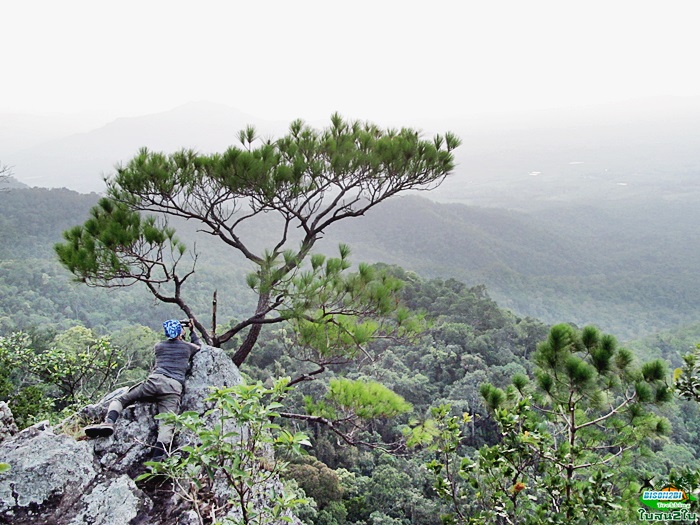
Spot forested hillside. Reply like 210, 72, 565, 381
325, 195, 700, 339
239, 274, 700, 524
2, 184, 700, 524
2, 187, 698, 340
0, 187, 255, 332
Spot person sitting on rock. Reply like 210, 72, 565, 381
84, 318, 201, 460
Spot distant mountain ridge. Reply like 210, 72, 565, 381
4, 97, 700, 206
1, 186, 698, 340
323, 195, 700, 338
3, 98, 699, 339
3, 102, 290, 193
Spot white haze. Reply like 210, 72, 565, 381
3, 0, 700, 123
2, 0, 700, 205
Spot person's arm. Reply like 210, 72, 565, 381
188, 319, 202, 355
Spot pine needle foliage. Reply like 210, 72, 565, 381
55, 115, 460, 367
423, 323, 673, 525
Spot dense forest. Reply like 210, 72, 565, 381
2, 184, 700, 524
2, 185, 700, 341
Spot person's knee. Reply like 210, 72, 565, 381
158, 395, 181, 415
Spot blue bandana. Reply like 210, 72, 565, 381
163, 319, 183, 339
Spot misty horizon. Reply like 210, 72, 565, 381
2, 96, 699, 213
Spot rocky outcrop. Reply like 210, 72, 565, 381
0, 421, 152, 524
0, 402, 17, 443
0, 345, 248, 525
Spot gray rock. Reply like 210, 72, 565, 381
0, 402, 17, 443
181, 344, 243, 414
68, 475, 151, 525
0, 344, 296, 525
0, 425, 97, 511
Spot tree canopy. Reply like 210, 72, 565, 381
423, 324, 673, 524
55, 115, 460, 368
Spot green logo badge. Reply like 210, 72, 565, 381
638, 485, 697, 522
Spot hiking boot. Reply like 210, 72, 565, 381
84, 422, 115, 438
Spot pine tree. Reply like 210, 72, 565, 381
424, 324, 672, 524
55, 115, 460, 373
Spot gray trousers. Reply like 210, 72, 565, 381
107, 373, 183, 444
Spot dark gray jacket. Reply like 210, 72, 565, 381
153, 331, 201, 386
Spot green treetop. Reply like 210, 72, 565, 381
423, 323, 672, 524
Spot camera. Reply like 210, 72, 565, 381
179, 319, 193, 329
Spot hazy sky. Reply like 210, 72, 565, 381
3, 0, 700, 123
